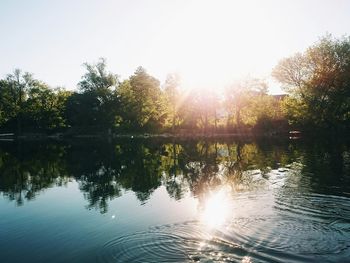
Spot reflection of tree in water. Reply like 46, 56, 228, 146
0, 142, 69, 205
67, 140, 164, 211
1, 138, 346, 213
186, 141, 221, 197
161, 139, 308, 200
115, 141, 163, 203
0, 140, 165, 213
66, 142, 123, 213
299, 139, 350, 194
160, 142, 187, 200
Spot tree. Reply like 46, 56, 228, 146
273, 35, 350, 131
0, 70, 71, 133
0, 79, 16, 127
119, 67, 164, 131
195, 88, 220, 134
1, 70, 35, 134
75, 58, 120, 129
79, 58, 118, 93
163, 73, 180, 133
177, 89, 201, 131
225, 78, 268, 128
25, 84, 70, 131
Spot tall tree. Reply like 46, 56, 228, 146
119, 67, 164, 131
1, 70, 35, 134
0, 79, 16, 127
164, 73, 180, 133
273, 35, 350, 130
75, 58, 120, 128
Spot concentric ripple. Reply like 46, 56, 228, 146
98, 214, 350, 263
226, 215, 350, 262
98, 221, 252, 263
98, 166, 350, 263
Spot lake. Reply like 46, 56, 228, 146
0, 138, 349, 263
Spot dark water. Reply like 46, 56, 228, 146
0, 138, 349, 263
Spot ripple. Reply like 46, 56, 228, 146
99, 211, 350, 263
98, 215, 350, 263
225, 191, 350, 262
274, 193, 350, 220
98, 221, 251, 263
98, 188, 350, 262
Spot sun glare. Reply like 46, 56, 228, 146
200, 188, 231, 228
148, 0, 279, 92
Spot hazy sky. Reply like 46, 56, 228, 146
1, 0, 349, 93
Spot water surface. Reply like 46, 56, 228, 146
0, 138, 349, 262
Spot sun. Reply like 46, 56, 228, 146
147, 0, 278, 93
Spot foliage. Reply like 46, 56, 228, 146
224, 78, 280, 128
118, 67, 165, 131
78, 58, 118, 93
0, 70, 69, 132
163, 73, 181, 132
273, 35, 350, 130
0, 59, 288, 135
25, 85, 70, 130
75, 58, 119, 129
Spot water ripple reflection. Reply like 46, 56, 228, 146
99, 209, 350, 262
98, 221, 249, 263
99, 184, 350, 263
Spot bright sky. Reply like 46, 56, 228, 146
1, 0, 349, 93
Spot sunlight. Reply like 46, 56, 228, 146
148, 0, 279, 92
242, 256, 253, 263
200, 188, 231, 228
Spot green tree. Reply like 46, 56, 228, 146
177, 89, 201, 131
116, 80, 138, 130
119, 67, 164, 131
74, 58, 120, 129
25, 84, 70, 131
79, 58, 119, 93
0, 70, 71, 133
273, 35, 350, 131
0, 79, 17, 127
164, 73, 181, 133
0, 70, 35, 134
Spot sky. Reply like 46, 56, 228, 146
1, 0, 349, 94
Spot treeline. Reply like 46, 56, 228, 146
0, 35, 349, 135
0, 62, 285, 135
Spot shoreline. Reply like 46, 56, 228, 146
0, 131, 295, 141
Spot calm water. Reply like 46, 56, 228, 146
0, 138, 349, 263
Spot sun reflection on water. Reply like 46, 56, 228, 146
242, 256, 253, 263
200, 187, 231, 228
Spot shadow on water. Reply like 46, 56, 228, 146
0, 137, 349, 262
